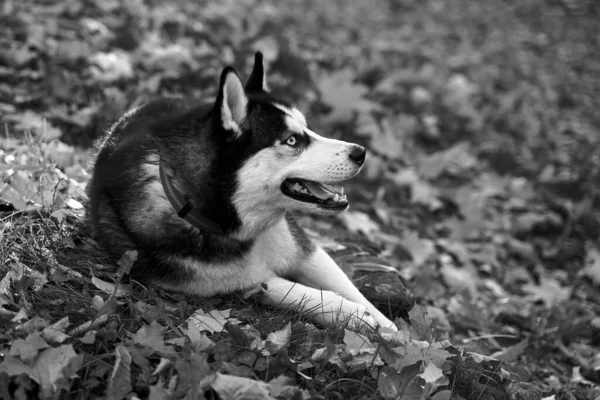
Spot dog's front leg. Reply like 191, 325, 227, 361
258, 277, 377, 330
293, 247, 398, 331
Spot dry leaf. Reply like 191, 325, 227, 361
131, 321, 175, 354
339, 211, 380, 237
265, 322, 291, 355
9, 332, 50, 363
183, 319, 215, 352
107, 345, 132, 400
189, 308, 240, 334
211, 373, 274, 400
91, 276, 131, 298
319, 68, 368, 123
34, 345, 83, 398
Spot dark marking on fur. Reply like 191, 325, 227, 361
285, 213, 315, 258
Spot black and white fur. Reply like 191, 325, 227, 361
87, 53, 397, 331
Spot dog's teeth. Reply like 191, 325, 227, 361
340, 187, 344, 195
333, 194, 340, 202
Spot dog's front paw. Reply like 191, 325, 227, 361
310, 292, 377, 332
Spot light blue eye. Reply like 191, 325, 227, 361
286, 136, 297, 146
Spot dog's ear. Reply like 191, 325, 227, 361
215, 67, 248, 135
245, 52, 268, 93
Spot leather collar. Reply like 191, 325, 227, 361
158, 163, 225, 235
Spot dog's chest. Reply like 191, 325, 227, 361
244, 218, 303, 276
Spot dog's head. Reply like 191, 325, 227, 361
212, 53, 366, 234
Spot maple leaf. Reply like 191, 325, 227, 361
265, 322, 291, 355
319, 68, 371, 123
378, 362, 423, 400
392, 341, 452, 371
401, 232, 436, 268
523, 276, 570, 308
131, 321, 174, 354
107, 345, 132, 400
189, 308, 240, 334
182, 319, 214, 353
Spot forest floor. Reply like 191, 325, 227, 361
1, 0, 600, 399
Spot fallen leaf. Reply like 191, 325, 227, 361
107, 345, 132, 400
440, 263, 477, 297
401, 233, 436, 268
343, 329, 375, 353
378, 362, 422, 400
418, 363, 445, 383
9, 332, 50, 363
490, 339, 529, 362
339, 211, 380, 237
523, 276, 570, 308
265, 322, 291, 355
91, 276, 131, 298
34, 345, 83, 398
319, 69, 368, 123
183, 319, 215, 352
79, 330, 96, 344
42, 316, 70, 344
418, 142, 477, 180
116, 250, 137, 279
408, 305, 433, 342
211, 373, 274, 400
131, 321, 174, 354
90, 51, 134, 83
189, 308, 241, 334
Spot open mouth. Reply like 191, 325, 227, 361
281, 178, 348, 209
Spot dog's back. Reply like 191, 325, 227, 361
87, 99, 222, 277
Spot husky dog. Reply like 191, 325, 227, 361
87, 53, 397, 331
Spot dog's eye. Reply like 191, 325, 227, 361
285, 135, 298, 147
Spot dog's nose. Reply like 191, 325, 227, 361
349, 145, 366, 166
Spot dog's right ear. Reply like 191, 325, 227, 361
215, 67, 248, 136
245, 52, 268, 93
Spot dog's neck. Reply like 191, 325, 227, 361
158, 163, 226, 235
230, 209, 287, 242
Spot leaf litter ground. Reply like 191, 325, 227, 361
1, 0, 600, 399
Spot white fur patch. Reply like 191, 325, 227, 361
221, 73, 248, 134
273, 103, 307, 128
284, 114, 304, 134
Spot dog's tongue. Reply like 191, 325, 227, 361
303, 181, 341, 200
